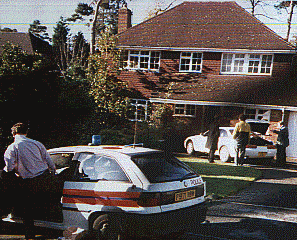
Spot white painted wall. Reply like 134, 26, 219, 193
287, 112, 297, 159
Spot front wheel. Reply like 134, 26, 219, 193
186, 140, 195, 155
92, 214, 125, 240
219, 146, 232, 163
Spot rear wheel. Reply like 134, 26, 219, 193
92, 214, 125, 240
186, 140, 195, 155
219, 146, 232, 163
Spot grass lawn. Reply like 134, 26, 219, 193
177, 154, 262, 199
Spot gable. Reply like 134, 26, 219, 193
118, 1, 295, 52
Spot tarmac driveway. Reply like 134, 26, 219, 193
198, 160, 297, 239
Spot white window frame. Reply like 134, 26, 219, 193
127, 50, 161, 71
174, 104, 196, 117
244, 109, 271, 122
129, 99, 150, 122
179, 52, 203, 73
221, 53, 274, 75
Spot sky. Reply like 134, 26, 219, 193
0, 0, 296, 42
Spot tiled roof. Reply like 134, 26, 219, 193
152, 73, 297, 108
0, 32, 52, 56
0, 32, 34, 54
119, 1, 295, 51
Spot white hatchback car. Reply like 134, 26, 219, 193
184, 121, 276, 163
3, 145, 207, 239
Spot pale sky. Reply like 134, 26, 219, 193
0, 0, 295, 41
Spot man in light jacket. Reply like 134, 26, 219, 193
232, 114, 251, 166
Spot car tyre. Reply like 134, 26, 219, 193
92, 214, 125, 240
219, 146, 232, 163
186, 140, 195, 155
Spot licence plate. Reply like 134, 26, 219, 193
175, 189, 196, 202
258, 152, 267, 158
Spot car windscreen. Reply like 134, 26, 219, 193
131, 152, 198, 183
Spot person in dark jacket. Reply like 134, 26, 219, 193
273, 121, 289, 167
205, 116, 220, 163
232, 114, 251, 166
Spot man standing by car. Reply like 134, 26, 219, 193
3, 122, 56, 240
232, 114, 251, 166
273, 121, 289, 167
205, 115, 220, 163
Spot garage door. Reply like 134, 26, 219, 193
287, 112, 297, 159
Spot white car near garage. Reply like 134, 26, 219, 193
3, 145, 207, 239
184, 120, 277, 163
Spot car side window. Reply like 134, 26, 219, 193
220, 130, 228, 137
51, 153, 74, 170
78, 153, 129, 182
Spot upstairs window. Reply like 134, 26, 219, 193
221, 53, 273, 75
180, 52, 203, 72
127, 50, 160, 71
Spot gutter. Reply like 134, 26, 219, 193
119, 46, 297, 54
149, 98, 297, 112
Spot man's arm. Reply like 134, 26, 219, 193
3, 145, 17, 172
232, 123, 239, 139
39, 144, 56, 173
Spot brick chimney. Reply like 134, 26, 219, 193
118, 4, 132, 34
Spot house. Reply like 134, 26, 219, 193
117, 1, 297, 158
0, 32, 53, 58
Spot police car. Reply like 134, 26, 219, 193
3, 145, 207, 239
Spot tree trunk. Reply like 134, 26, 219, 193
286, 0, 295, 41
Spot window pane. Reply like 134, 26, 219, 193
129, 56, 139, 68
180, 59, 190, 70
221, 54, 233, 72
132, 153, 197, 183
180, 52, 202, 72
140, 56, 149, 69
260, 55, 273, 74
51, 153, 74, 169
186, 105, 196, 115
79, 154, 129, 181
175, 104, 185, 114
181, 52, 191, 57
150, 51, 160, 70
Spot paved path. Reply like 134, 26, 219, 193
201, 160, 297, 239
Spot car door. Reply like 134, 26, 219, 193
192, 131, 209, 153
218, 129, 236, 157
62, 152, 142, 228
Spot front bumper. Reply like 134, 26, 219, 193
122, 202, 207, 237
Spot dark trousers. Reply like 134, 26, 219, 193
235, 145, 246, 165
208, 148, 216, 162
20, 170, 54, 239
276, 144, 287, 166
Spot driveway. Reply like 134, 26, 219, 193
196, 159, 297, 239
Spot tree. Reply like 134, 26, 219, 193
275, 0, 297, 40
145, 0, 177, 20
52, 17, 70, 72
68, 0, 128, 54
246, 0, 262, 16
87, 28, 130, 124
0, 43, 45, 76
28, 20, 50, 41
